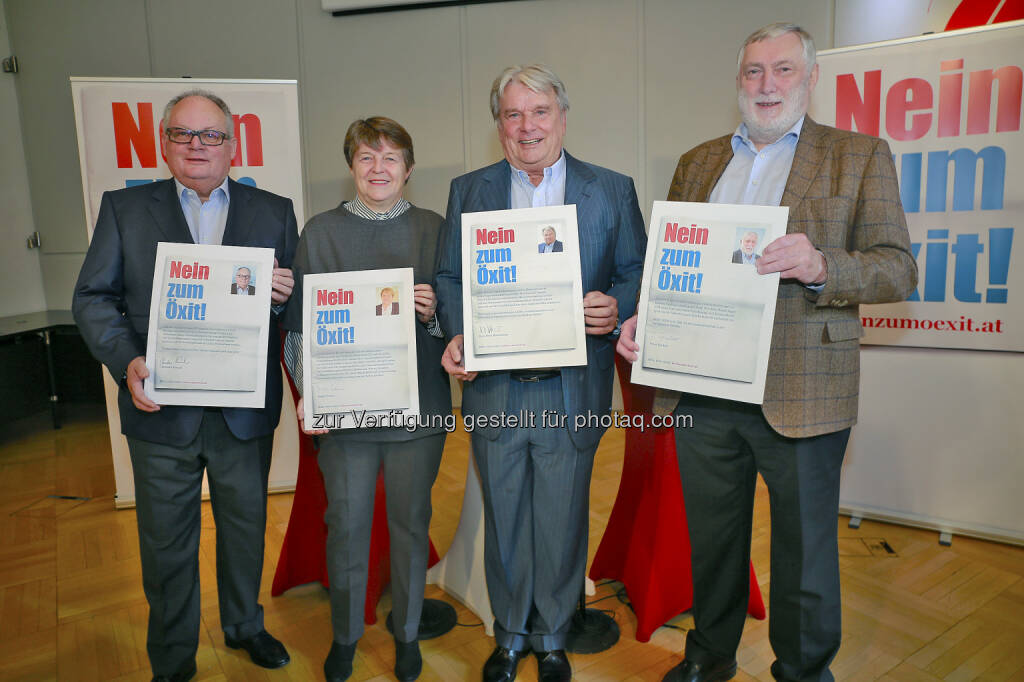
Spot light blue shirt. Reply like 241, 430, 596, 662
175, 177, 230, 245
509, 151, 566, 209
709, 117, 803, 207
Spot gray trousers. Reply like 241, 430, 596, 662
673, 396, 849, 682
128, 410, 272, 677
472, 377, 597, 653
317, 433, 445, 644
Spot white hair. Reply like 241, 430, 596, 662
737, 22, 816, 71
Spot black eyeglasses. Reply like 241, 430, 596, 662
165, 127, 230, 146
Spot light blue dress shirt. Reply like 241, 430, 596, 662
175, 177, 230, 245
509, 151, 567, 209
709, 117, 803, 207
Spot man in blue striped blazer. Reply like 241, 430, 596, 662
436, 64, 646, 682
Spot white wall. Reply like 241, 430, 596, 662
0, 0, 45, 317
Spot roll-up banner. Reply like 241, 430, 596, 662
810, 20, 1023, 352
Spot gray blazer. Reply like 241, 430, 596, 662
436, 152, 647, 450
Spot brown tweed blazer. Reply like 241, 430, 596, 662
661, 117, 917, 438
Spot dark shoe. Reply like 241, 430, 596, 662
535, 649, 572, 682
662, 657, 738, 682
324, 641, 357, 682
225, 629, 290, 669
395, 639, 422, 681
151, 660, 197, 682
483, 646, 527, 682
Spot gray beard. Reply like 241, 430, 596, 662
737, 87, 808, 145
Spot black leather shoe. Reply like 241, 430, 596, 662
395, 639, 422, 681
483, 646, 527, 682
535, 649, 572, 682
225, 629, 290, 669
662, 657, 738, 682
325, 641, 357, 682
151, 660, 196, 682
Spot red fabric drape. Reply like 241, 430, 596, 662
589, 356, 766, 642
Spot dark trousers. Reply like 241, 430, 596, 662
673, 396, 849, 682
472, 377, 597, 653
128, 410, 273, 677
317, 433, 445, 644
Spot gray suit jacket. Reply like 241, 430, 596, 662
73, 178, 299, 446
436, 152, 647, 450
664, 117, 917, 437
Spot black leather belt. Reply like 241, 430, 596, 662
510, 370, 561, 382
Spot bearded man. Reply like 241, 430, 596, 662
617, 22, 916, 682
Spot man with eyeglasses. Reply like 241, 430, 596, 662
232, 267, 255, 295
73, 90, 298, 682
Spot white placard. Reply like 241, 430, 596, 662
302, 268, 419, 430
461, 205, 587, 372
631, 201, 788, 404
144, 242, 274, 407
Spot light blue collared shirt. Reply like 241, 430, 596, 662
509, 151, 566, 209
709, 116, 803, 207
175, 177, 230, 245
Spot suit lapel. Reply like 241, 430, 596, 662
698, 140, 733, 202
147, 179, 194, 244
477, 160, 513, 211
221, 179, 251, 247
564, 151, 597, 224
780, 116, 827, 210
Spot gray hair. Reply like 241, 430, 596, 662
163, 89, 234, 137
737, 22, 816, 71
489, 64, 570, 120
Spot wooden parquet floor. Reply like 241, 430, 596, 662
1, 405, 1022, 681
